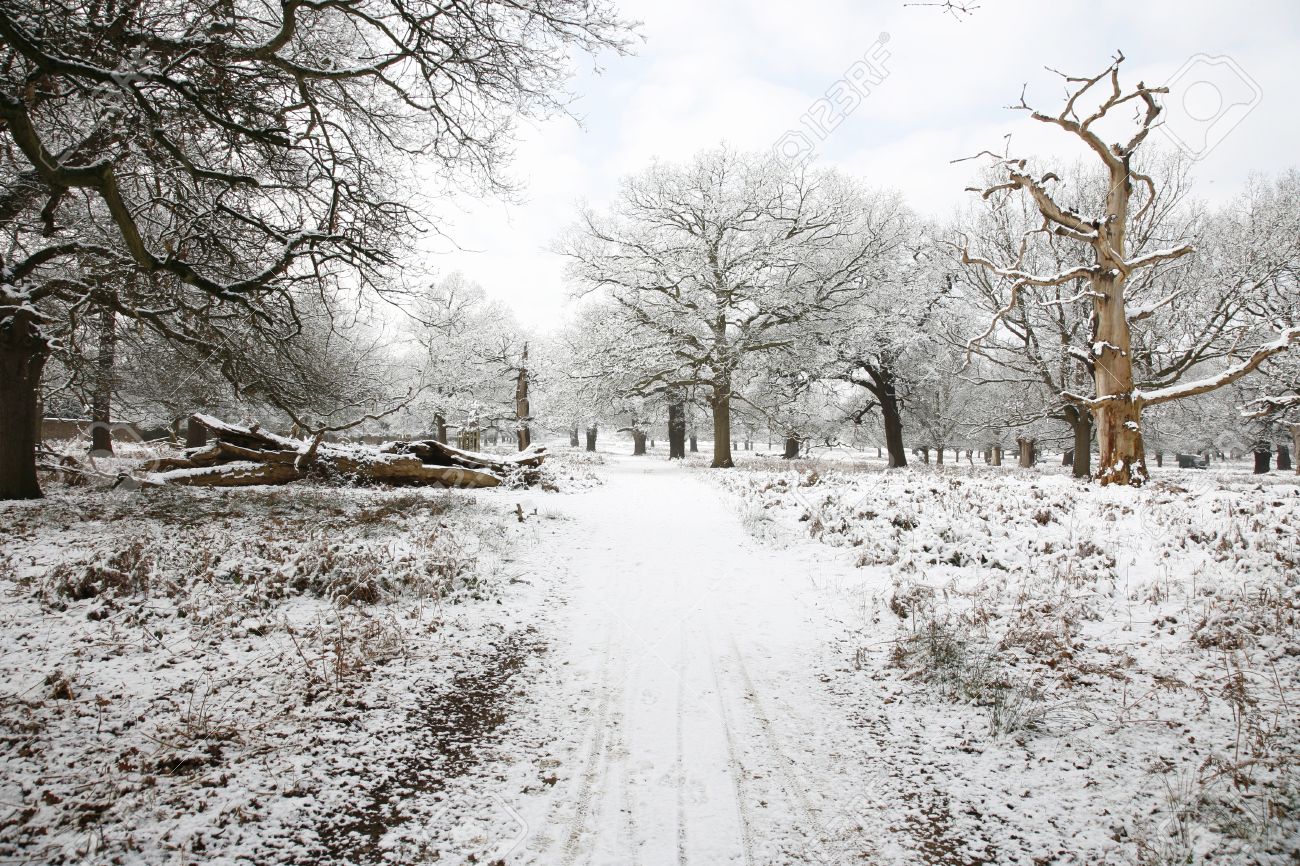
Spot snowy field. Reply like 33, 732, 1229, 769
1, 444, 1296, 865
716, 455, 1299, 864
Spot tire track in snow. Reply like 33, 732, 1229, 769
727, 636, 822, 821
518, 457, 911, 864
706, 631, 756, 866
557, 631, 622, 866
675, 629, 689, 866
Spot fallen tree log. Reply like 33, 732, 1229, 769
156, 461, 304, 487
380, 439, 547, 473
144, 415, 543, 489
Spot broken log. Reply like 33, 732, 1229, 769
157, 461, 304, 487
146, 415, 542, 489
380, 439, 547, 473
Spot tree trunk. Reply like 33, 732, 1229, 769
515, 343, 531, 451
1291, 427, 1300, 475
632, 430, 646, 456
689, 433, 698, 453
710, 385, 733, 468
935, 445, 945, 466
89, 306, 116, 455
877, 372, 907, 468
668, 402, 686, 459
585, 426, 597, 453
1090, 168, 1148, 486
783, 436, 800, 460
991, 444, 1002, 466
1155, 452, 1164, 468
919, 446, 929, 465
1253, 447, 1272, 474
1066, 405, 1092, 479
1063, 450, 1073, 466
1017, 437, 1036, 468
435, 413, 448, 445
1277, 444, 1292, 472
570, 427, 579, 447
0, 309, 48, 500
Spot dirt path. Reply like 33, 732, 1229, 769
509, 455, 900, 865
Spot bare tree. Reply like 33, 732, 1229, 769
560, 147, 904, 467
959, 54, 1298, 485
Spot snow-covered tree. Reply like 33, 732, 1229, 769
406, 273, 534, 447
0, 0, 630, 498
560, 147, 908, 467
959, 54, 1299, 486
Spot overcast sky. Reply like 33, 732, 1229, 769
417, 0, 1299, 332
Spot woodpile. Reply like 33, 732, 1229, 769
150, 415, 547, 489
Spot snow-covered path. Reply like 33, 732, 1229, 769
511, 455, 885, 866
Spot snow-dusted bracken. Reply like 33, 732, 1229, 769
0, 477, 562, 865
717, 458, 1299, 864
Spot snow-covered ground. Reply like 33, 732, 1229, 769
715, 455, 1300, 865
2, 445, 1296, 865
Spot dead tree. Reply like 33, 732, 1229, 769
960, 54, 1297, 485
88, 306, 116, 455
515, 342, 532, 451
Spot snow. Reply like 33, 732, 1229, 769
2, 447, 1296, 864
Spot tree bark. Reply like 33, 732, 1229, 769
1155, 452, 1163, 468
569, 426, 580, 448
1017, 437, 1036, 468
1291, 428, 1300, 475
0, 309, 48, 499
1277, 444, 1292, 472
935, 445, 945, 466
783, 436, 800, 460
875, 369, 907, 468
89, 306, 116, 455
585, 426, 597, 452
1089, 162, 1149, 486
990, 444, 1002, 466
515, 342, 531, 451
1253, 447, 1272, 475
668, 402, 686, 459
632, 430, 646, 456
1065, 405, 1092, 479
918, 446, 929, 465
435, 413, 448, 445
710, 385, 733, 468
689, 433, 698, 453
